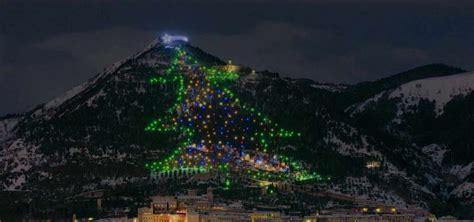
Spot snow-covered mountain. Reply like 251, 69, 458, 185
348, 71, 474, 117
0, 38, 472, 218
345, 70, 474, 215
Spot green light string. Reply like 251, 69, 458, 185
144, 47, 327, 182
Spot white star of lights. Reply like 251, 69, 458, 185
162, 34, 172, 44
162, 34, 189, 44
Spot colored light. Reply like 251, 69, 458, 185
144, 46, 325, 183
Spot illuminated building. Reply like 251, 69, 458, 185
138, 189, 214, 222
303, 214, 415, 222
365, 161, 381, 169
138, 206, 186, 222
151, 196, 178, 214
213, 60, 241, 73
250, 212, 285, 222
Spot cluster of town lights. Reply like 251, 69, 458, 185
145, 45, 327, 182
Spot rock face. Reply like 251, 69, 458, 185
0, 38, 472, 217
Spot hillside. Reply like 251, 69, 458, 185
0, 37, 472, 219
346, 71, 474, 216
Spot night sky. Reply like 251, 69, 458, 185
1, 0, 474, 115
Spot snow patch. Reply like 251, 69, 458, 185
0, 116, 21, 142
389, 71, 474, 115
310, 83, 347, 92
346, 91, 386, 116
325, 122, 381, 158
450, 182, 474, 203
327, 176, 408, 208
421, 144, 447, 165
0, 138, 43, 190
86, 89, 107, 107
5, 174, 26, 191
44, 81, 90, 110
34, 37, 167, 119
449, 162, 473, 180
68, 147, 81, 155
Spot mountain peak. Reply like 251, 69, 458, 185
386, 63, 466, 81
348, 63, 467, 102
371, 63, 466, 90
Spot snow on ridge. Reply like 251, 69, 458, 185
44, 81, 91, 110
348, 71, 474, 120
0, 116, 21, 142
310, 83, 347, 92
36, 37, 166, 117
389, 71, 474, 115
449, 162, 473, 180
85, 89, 107, 107
346, 91, 386, 116
421, 144, 447, 165
450, 181, 474, 203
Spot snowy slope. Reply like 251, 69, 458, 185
1, 37, 171, 192
345, 91, 386, 116
0, 37, 471, 217
348, 71, 474, 117
33, 37, 165, 120
389, 71, 474, 115
310, 83, 347, 92
0, 116, 21, 142
451, 181, 474, 204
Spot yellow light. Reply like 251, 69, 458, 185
362, 207, 368, 212
375, 208, 381, 213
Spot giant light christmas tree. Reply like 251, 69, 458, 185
145, 40, 324, 182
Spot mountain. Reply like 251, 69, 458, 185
346, 64, 466, 103
0, 38, 472, 219
345, 71, 474, 215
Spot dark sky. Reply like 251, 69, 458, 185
1, 0, 474, 115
